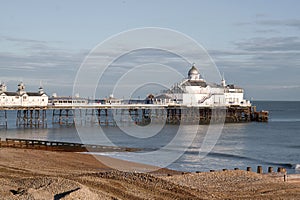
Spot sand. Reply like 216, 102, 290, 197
1, 147, 300, 199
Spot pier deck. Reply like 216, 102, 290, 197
0, 104, 268, 129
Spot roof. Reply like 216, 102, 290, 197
27, 92, 47, 96
49, 96, 86, 100
0, 92, 47, 97
154, 94, 172, 99
227, 84, 243, 89
0, 92, 18, 96
181, 80, 207, 87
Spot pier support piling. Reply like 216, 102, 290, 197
0, 110, 7, 128
52, 109, 74, 125
16, 109, 47, 128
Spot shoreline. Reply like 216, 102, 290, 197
1, 147, 300, 199
1, 138, 299, 174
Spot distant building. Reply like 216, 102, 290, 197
0, 82, 48, 107
48, 94, 88, 107
99, 94, 122, 105
155, 65, 250, 107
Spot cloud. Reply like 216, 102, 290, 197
247, 85, 300, 90
234, 22, 253, 27
234, 36, 300, 52
235, 18, 300, 35
213, 36, 300, 72
255, 29, 280, 34
257, 19, 300, 30
208, 34, 300, 100
235, 18, 300, 30
3, 36, 47, 44
0, 36, 89, 95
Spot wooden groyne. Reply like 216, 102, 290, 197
195, 166, 289, 182
0, 138, 137, 152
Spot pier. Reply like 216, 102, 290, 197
0, 104, 268, 129
0, 66, 269, 129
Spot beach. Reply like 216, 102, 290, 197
1, 147, 300, 199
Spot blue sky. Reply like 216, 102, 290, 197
0, 0, 300, 100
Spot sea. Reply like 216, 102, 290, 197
1, 101, 299, 174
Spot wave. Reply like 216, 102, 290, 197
88, 149, 298, 170
205, 152, 294, 169
269, 118, 300, 122
292, 164, 300, 170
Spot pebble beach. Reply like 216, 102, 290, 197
1, 147, 300, 199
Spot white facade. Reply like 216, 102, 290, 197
48, 96, 88, 107
155, 65, 250, 107
224, 87, 250, 106
0, 82, 48, 107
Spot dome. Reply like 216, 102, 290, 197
188, 65, 199, 76
188, 65, 201, 80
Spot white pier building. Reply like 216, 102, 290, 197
0, 82, 48, 107
154, 65, 251, 107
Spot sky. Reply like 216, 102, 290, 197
0, 0, 300, 100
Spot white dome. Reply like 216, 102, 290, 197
188, 65, 200, 80
188, 65, 199, 76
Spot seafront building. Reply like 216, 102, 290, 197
0, 65, 250, 108
154, 65, 251, 107
48, 93, 88, 107
0, 82, 48, 107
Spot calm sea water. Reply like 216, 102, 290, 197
1, 101, 299, 174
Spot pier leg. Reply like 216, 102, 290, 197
16, 110, 28, 127
97, 109, 101, 125
0, 110, 7, 129
16, 109, 47, 128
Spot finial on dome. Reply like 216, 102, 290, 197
221, 72, 226, 87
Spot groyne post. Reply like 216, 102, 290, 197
268, 167, 273, 173
257, 166, 263, 174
